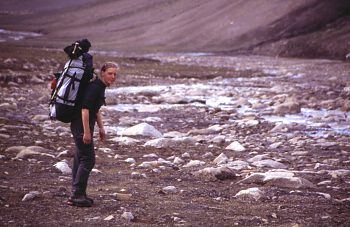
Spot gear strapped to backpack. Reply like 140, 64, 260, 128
49, 39, 93, 123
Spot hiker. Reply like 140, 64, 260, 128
68, 62, 118, 207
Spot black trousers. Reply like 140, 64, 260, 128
70, 116, 96, 197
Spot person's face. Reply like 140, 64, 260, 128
101, 67, 117, 87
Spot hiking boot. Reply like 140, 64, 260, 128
84, 196, 94, 204
67, 196, 92, 207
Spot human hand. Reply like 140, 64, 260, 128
83, 132, 92, 144
99, 128, 106, 142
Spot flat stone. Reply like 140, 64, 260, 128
252, 159, 287, 169
239, 170, 315, 189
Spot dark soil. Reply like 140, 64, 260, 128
0, 45, 350, 226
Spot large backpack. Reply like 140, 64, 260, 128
49, 55, 88, 123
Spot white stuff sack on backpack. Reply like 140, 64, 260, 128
56, 57, 85, 105
49, 56, 86, 122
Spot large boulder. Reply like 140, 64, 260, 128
121, 123, 162, 138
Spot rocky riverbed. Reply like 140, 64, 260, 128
0, 46, 350, 226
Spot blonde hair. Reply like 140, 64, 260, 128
101, 62, 119, 72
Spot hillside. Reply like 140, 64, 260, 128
0, 0, 349, 59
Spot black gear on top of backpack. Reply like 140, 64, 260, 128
64, 38, 91, 59
49, 39, 93, 123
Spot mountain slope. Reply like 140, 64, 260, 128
0, 0, 349, 59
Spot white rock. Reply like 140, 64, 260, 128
143, 117, 162, 123
138, 161, 161, 168
163, 131, 188, 138
0, 133, 10, 139
5, 146, 26, 153
131, 172, 146, 179
182, 152, 191, 158
30, 76, 44, 83
273, 101, 301, 115
109, 136, 140, 146
328, 169, 350, 178
247, 154, 269, 163
99, 147, 113, 154
173, 157, 184, 165
16, 148, 55, 159
104, 215, 114, 221
92, 168, 102, 174
239, 170, 314, 189
213, 153, 229, 165
32, 115, 49, 122
269, 142, 283, 149
53, 160, 72, 174
25, 146, 51, 153
121, 212, 134, 222
122, 123, 162, 138
188, 124, 224, 135
144, 137, 195, 148
183, 160, 205, 168
143, 153, 158, 158
124, 158, 136, 164
210, 135, 226, 144
235, 187, 263, 201
226, 141, 246, 152
162, 186, 178, 193
22, 191, 41, 201
223, 160, 249, 171
0, 102, 17, 110
252, 159, 287, 169
57, 150, 73, 158
315, 192, 331, 199
195, 166, 237, 180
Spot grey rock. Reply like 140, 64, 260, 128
213, 153, 229, 165
235, 187, 264, 201
183, 160, 205, 168
226, 141, 246, 152
252, 159, 287, 169
144, 137, 195, 148
239, 170, 315, 189
195, 166, 238, 180
121, 212, 135, 222
53, 160, 72, 174
161, 186, 178, 194
122, 123, 162, 138
22, 191, 41, 201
